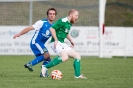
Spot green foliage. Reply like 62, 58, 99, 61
0, 55, 133, 88
105, 0, 133, 26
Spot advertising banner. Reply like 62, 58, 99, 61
0, 26, 133, 56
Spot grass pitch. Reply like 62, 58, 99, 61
0, 55, 133, 88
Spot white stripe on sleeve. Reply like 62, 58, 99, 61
32, 20, 45, 31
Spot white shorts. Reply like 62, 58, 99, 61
50, 41, 71, 55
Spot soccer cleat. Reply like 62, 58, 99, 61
41, 65, 48, 77
40, 70, 49, 77
40, 72, 43, 77
75, 74, 87, 79
24, 63, 33, 72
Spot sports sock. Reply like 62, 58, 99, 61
45, 56, 62, 69
29, 55, 44, 66
73, 58, 81, 77
42, 58, 51, 65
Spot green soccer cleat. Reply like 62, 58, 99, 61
24, 63, 33, 72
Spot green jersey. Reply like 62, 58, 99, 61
51, 17, 72, 43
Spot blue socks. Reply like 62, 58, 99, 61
29, 55, 44, 66
42, 58, 51, 66
28, 55, 51, 66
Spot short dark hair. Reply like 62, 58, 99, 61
47, 8, 57, 15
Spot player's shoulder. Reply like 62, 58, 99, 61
41, 18, 48, 22
33, 19, 49, 27
35, 19, 47, 24
60, 17, 68, 22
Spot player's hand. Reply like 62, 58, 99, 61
70, 40, 74, 48
13, 34, 21, 39
54, 40, 58, 49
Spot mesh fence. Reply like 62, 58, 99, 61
106, 0, 133, 26
0, 0, 99, 26
0, 0, 133, 26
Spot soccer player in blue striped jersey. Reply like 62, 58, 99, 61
13, 8, 57, 77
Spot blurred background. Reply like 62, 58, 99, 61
0, 0, 133, 57
0, 0, 133, 26
0, 1, 133, 88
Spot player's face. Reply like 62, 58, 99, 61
47, 10, 56, 21
70, 11, 79, 24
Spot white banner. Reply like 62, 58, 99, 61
0, 26, 33, 55
0, 26, 133, 56
103, 27, 126, 56
43, 26, 99, 56
125, 28, 133, 56
67, 26, 99, 56
103, 27, 133, 56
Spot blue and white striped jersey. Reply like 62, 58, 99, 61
31, 19, 52, 44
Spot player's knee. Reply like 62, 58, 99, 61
75, 53, 81, 60
59, 50, 68, 62
61, 55, 69, 62
43, 54, 51, 63
43, 53, 50, 60
46, 58, 51, 62
44, 55, 50, 60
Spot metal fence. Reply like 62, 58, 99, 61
0, 0, 99, 26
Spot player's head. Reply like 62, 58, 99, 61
68, 9, 79, 24
47, 8, 57, 22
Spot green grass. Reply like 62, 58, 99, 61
0, 55, 133, 88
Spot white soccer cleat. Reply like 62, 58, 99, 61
41, 65, 48, 77
75, 74, 87, 79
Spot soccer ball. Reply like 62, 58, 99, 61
51, 70, 62, 80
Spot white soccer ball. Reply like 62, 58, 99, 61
51, 70, 62, 80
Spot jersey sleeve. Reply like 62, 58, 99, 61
32, 20, 44, 30
52, 19, 65, 30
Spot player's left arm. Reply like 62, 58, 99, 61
66, 34, 74, 48
13, 26, 34, 39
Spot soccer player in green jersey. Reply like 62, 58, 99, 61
41, 9, 86, 79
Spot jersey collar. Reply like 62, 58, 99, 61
66, 17, 70, 23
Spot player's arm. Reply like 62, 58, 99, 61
13, 26, 34, 39
13, 20, 43, 39
66, 34, 74, 48
50, 27, 58, 41
50, 19, 65, 41
50, 27, 58, 49
50, 19, 65, 48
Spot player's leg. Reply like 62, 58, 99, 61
45, 50, 68, 69
41, 41, 69, 77
67, 49, 86, 79
40, 51, 51, 77
24, 43, 50, 72
45, 41, 69, 68
41, 46, 52, 66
